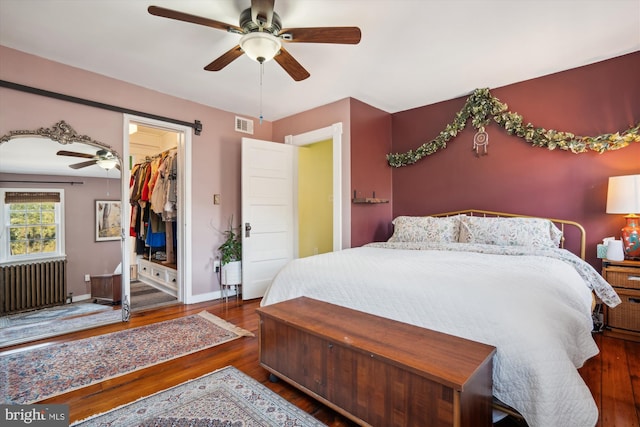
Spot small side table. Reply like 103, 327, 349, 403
90, 274, 122, 305
602, 259, 640, 341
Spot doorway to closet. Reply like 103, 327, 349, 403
126, 119, 185, 311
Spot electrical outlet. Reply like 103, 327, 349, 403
213, 194, 221, 205
84, 274, 91, 282
213, 260, 220, 273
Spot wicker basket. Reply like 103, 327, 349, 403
605, 269, 640, 290
608, 288, 640, 331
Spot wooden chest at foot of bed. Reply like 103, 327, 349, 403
256, 297, 496, 427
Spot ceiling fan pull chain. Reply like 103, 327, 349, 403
259, 62, 264, 125
105, 169, 111, 196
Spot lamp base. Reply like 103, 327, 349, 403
622, 214, 640, 259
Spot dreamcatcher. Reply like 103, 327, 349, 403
473, 127, 489, 157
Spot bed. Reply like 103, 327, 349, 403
261, 209, 621, 427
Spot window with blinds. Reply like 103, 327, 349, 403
1, 189, 65, 262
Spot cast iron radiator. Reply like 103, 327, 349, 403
0, 259, 67, 315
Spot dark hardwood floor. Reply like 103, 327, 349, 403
4, 298, 639, 426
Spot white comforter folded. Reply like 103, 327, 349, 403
261, 245, 605, 427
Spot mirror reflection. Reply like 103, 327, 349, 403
0, 121, 124, 347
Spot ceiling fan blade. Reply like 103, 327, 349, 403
148, 5, 242, 33
274, 47, 310, 81
279, 27, 362, 44
204, 46, 244, 71
251, 0, 275, 28
57, 150, 95, 159
69, 160, 98, 170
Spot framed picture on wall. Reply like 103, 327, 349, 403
96, 200, 122, 242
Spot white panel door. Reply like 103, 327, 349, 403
241, 138, 295, 300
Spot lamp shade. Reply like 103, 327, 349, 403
606, 174, 640, 214
240, 32, 281, 63
607, 174, 640, 259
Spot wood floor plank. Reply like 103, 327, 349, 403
579, 333, 603, 427
625, 339, 640, 425
599, 336, 639, 427
4, 298, 638, 426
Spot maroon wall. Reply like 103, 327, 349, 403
390, 52, 640, 267
350, 99, 393, 247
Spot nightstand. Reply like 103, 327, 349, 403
602, 259, 640, 341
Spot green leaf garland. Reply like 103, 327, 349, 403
387, 88, 640, 167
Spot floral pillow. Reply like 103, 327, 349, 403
458, 216, 562, 248
388, 216, 461, 243
549, 224, 563, 247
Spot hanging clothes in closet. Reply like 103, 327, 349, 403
130, 149, 178, 264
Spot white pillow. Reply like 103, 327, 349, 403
388, 216, 461, 243
458, 216, 562, 248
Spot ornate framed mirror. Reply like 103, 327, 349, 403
0, 121, 126, 346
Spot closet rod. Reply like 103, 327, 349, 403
141, 147, 176, 163
0, 79, 203, 135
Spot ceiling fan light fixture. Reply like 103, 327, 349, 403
96, 158, 118, 170
240, 32, 281, 63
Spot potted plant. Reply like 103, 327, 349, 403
218, 217, 242, 286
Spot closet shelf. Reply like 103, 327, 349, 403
137, 258, 178, 296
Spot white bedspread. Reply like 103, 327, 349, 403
261, 245, 606, 427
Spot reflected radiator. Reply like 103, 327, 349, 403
1, 259, 67, 315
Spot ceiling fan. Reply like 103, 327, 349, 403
148, 0, 361, 81
57, 149, 120, 171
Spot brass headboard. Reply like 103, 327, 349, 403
432, 209, 586, 260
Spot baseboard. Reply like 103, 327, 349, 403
70, 293, 92, 302
185, 289, 237, 304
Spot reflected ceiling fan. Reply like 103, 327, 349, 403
57, 149, 120, 171
148, 0, 361, 81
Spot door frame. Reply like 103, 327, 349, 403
122, 114, 193, 308
285, 122, 343, 254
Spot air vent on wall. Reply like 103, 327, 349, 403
235, 116, 254, 135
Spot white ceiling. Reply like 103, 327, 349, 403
0, 0, 638, 122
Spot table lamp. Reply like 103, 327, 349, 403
606, 174, 640, 259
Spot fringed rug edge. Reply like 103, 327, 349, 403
197, 310, 254, 337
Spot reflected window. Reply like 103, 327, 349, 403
1, 189, 65, 262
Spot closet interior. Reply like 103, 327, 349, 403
128, 124, 180, 310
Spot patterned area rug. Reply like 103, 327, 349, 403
0, 307, 121, 348
0, 302, 110, 328
72, 366, 326, 427
1, 311, 253, 404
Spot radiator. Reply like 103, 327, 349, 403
1, 259, 67, 315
